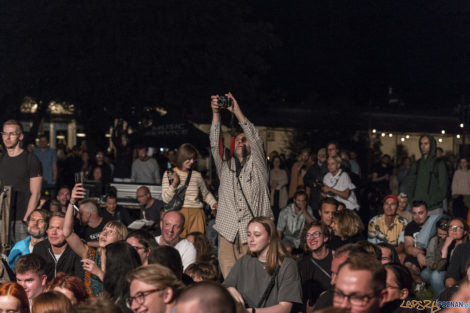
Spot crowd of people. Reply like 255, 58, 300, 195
0, 93, 470, 313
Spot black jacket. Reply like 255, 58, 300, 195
32, 240, 84, 282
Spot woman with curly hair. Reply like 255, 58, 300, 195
329, 209, 364, 250
223, 217, 302, 313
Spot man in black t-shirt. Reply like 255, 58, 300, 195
371, 154, 393, 195
136, 186, 164, 225
101, 194, 133, 226
297, 221, 332, 312
75, 198, 108, 246
403, 200, 430, 291
0, 120, 42, 243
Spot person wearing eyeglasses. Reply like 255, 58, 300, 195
126, 264, 185, 313
422, 217, 468, 297
0, 119, 43, 243
333, 254, 387, 313
297, 221, 332, 312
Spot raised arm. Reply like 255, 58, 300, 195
64, 184, 89, 259
210, 95, 224, 175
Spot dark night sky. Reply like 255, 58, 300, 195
1, 0, 470, 123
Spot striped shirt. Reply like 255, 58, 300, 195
210, 119, 273, 243
162, 169, 217, 209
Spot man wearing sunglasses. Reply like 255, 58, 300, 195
0, 120, 42, 243
126, 264, 185, 313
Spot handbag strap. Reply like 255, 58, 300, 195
257, 265, 280, 308
310, 257, 331, 279
183, 169, 192, 187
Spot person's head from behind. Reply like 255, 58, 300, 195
247, 217, 286, 275
27, 209, 49, 239
377, 243, 399, 265
74, 297, 123, 313
104, 241, 142, 303
148, 246, 183, 280
99, 221, 128, 248
2, 120, 24, 150
0, 282, 30, 313
184, 263, 219, 283
331, 210, 364, 240
356, 241, 382, 262
302, 220, 330, 253
333, 254, 387, 313
160, 211, 185, 246
175, 143, 198, 171
126, 229, 159, 266
176, 281, 236, 313
319, 197, 338, 227
14, 254, 47, 300
185, 232, 215, 264
411, 201, 428, 226
47, 273, 89, 306
384, 264, 413, 302
126, 264, 185, 313
31, 291, 72, 313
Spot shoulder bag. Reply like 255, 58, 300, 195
164, 170, 192, 211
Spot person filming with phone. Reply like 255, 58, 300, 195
209, 93, 273, 278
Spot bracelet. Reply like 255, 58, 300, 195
252, 308, 256, 313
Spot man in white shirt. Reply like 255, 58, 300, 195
155, 211, 196, 270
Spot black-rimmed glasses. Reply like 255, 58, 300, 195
125, 288, 163, 308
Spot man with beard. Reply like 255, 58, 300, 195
155, 211, 196, 270
297, 221, 332, 312
403, 200, 431, 292
56, 186, 71, 213
0, 120, 42, 242
210, 93, 273, 278
131, 145, 161, 184
8, 209, 48, 268
32, 211, 84, 281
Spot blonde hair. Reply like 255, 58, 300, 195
103, 221, 128, 241
127, 264, 185, 302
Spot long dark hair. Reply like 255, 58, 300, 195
103, 241, 141, 307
